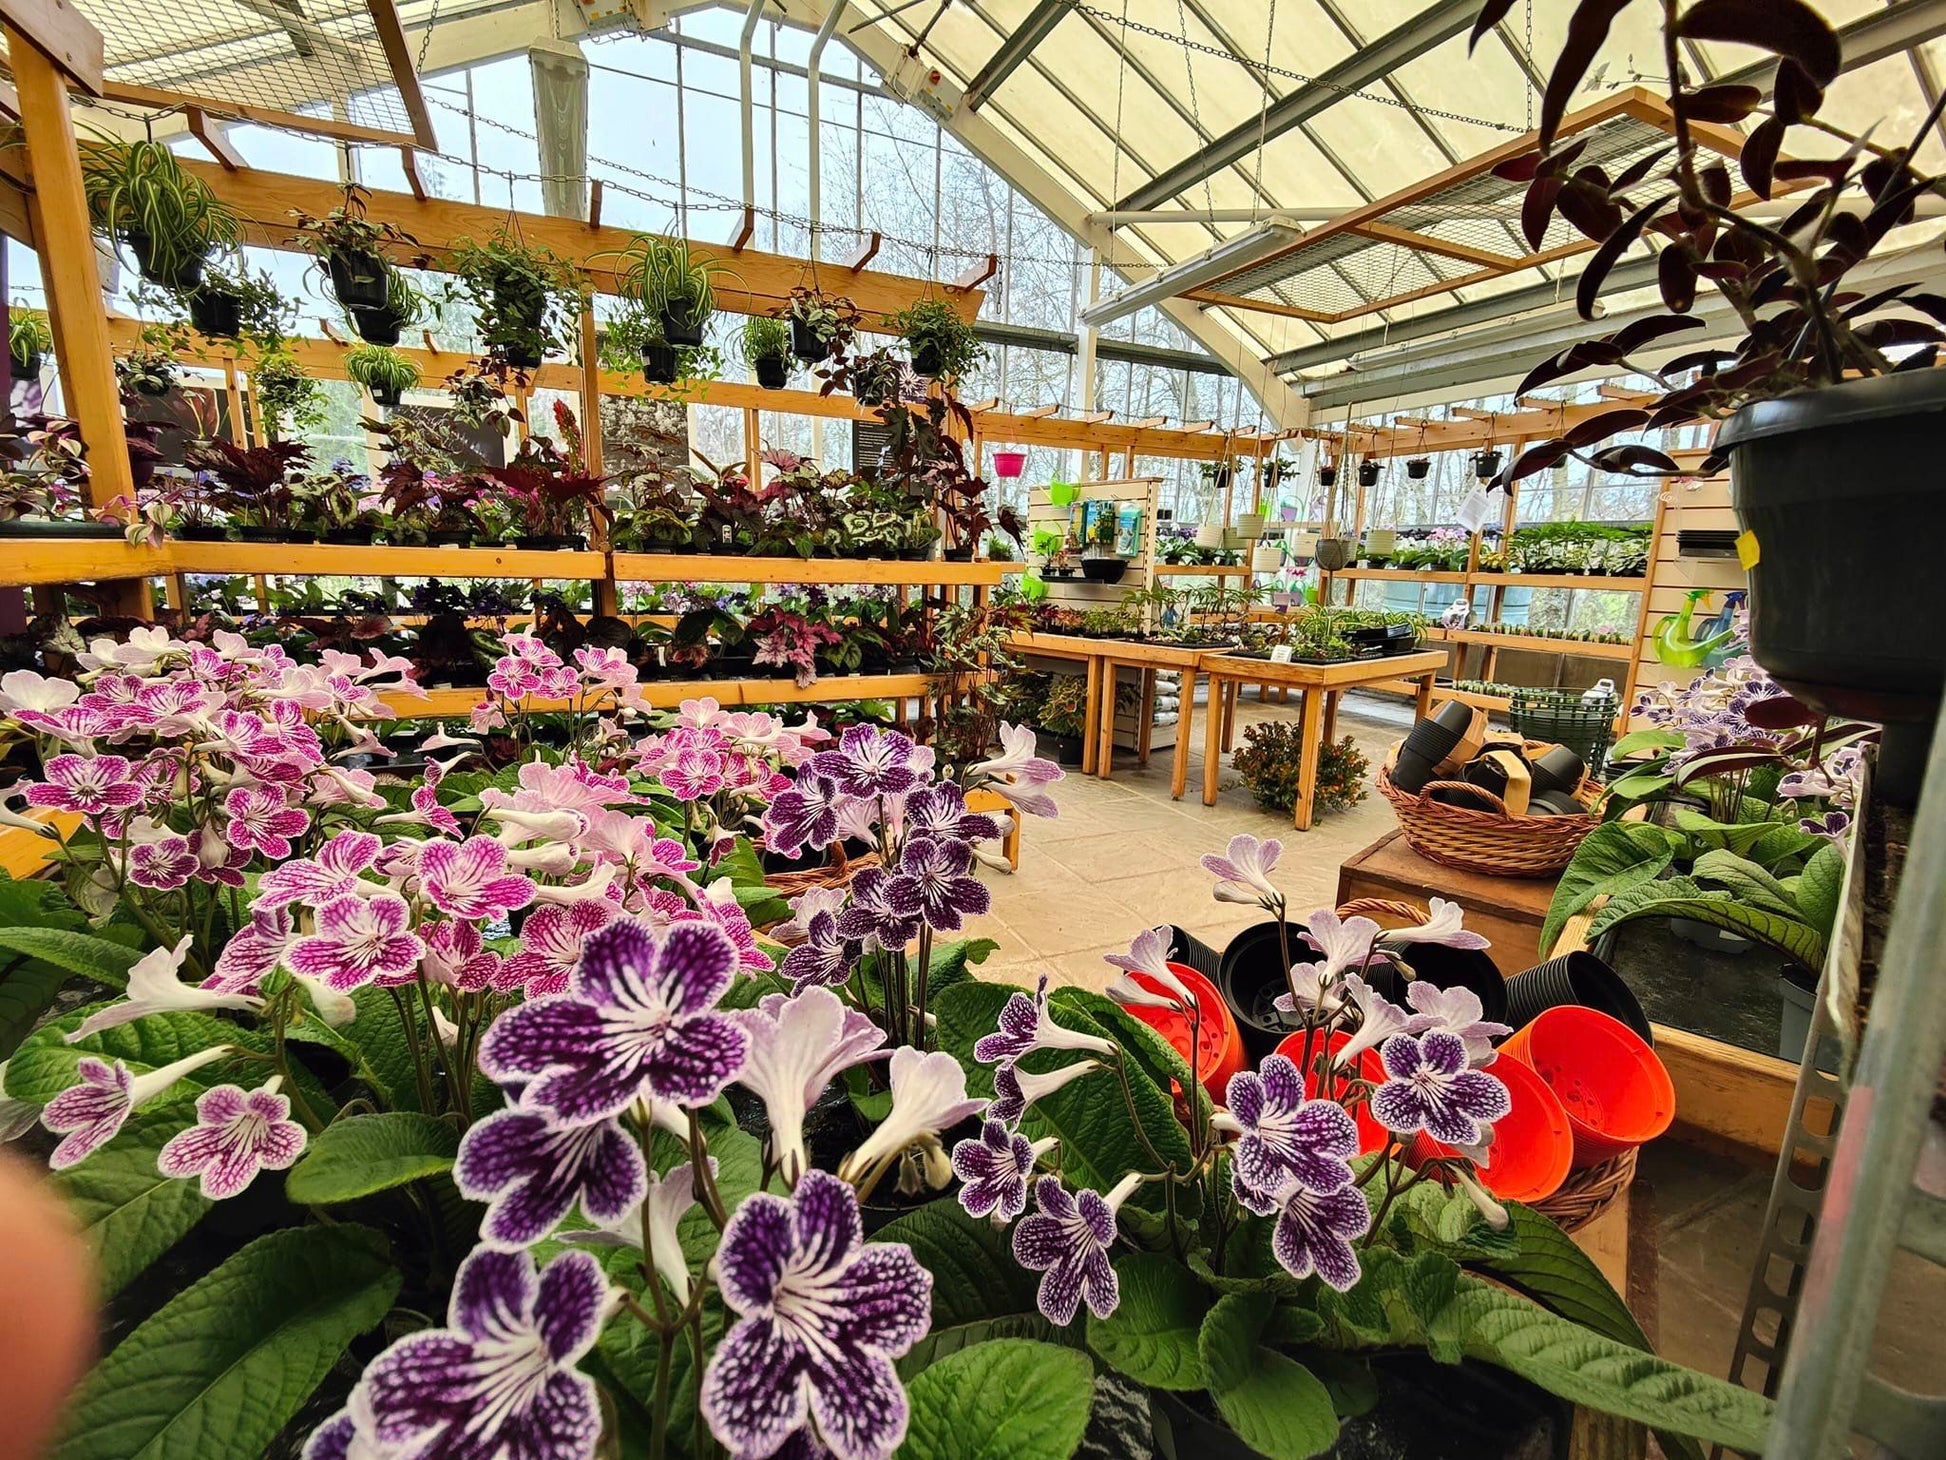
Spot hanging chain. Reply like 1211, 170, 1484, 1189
1252, 0, 1278, 203
416, 0, 446, 72
1170, 0, 1216, 221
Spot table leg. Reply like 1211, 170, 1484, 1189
1415, 671, 1436, 718
1096, 664, 1116, 780
1202, 674, 1225, 806
1136, 669, 1155, 766
1321, 689, 1339, 747
1172, 666, 1197, 800
1294, 684, 1325, 832
1081, 658, 1100, 776
1221, 679, 1239, 753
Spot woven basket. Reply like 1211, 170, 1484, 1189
1532, 1148, 1636, 1233
762, 843, 880, 901
1376, 740, 1602, 878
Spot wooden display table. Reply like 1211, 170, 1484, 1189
1010, 632, 1108, 775
1197, 649, 1446, 830
1085, 639, 1211, 796
1336, 829, 1556, 976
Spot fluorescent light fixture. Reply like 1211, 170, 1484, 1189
1081, 223, 1305, 329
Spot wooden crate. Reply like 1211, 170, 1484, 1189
1337, 829, 1556, 976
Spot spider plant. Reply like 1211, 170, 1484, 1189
618, 235, 719, 345
346, 343, 421, 408
740, 315, 792, 389
9, 307, 51, 376
80, 136, 241, 290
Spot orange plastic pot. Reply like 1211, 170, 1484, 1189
1126, 963, 1246, 1100
1498, 1006, 1675, 1167
1272, 1029, 1389, 1155
1408, 1051, 1574, 1203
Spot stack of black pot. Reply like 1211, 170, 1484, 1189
1392, 701, 1589, 816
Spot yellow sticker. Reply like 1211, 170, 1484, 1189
1735, 530, 1760, 570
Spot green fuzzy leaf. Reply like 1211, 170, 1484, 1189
50, 1104, 211, 1298
0, 957, 74, 1060
0, 926, 140, 990
1689, 849, 1803, 919
5, 1010, 259, 1104
285, 1112, 461, 1204
1669, 810, 1794, 857
926, 937, 999, 996
875, 1198, 1042, 1330
1794, 842, 1846, 938
1049, 986, 1209, 1125
1455, 1277, 1771, 1451
1198, 1293, 1340, 1459
901, 1340, 1095, 1460
1470, 1204, 1649, 1351
1586, 877, 1826, 967
1745, 822, 1825, 870
1606, 729, 1683, 759
1541, 821, 1677, 956
1087, 1252, 1210, 1390
49, 1225, 400, 1460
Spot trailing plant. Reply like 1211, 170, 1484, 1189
9, 306, 51, 372
786, 283, 863, 357
251, 350, 325, 440
80, 135, 241, 288
889, 297, 984, 381
446, 356, 528, 439
115, 337, 179, 399
445, 228, 584, 366
344, 343, 421, 404
289, 184, 419, 313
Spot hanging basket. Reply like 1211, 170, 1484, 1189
993, 450, 1026, 478
1376, 740, 1603, 878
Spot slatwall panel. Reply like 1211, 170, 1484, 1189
1629, 473, 1748, 726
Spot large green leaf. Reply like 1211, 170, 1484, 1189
1668, 811, 1794, 858
900, 1340, 1094, 1460
285, 1112, 460, 1205
1794, 841, 1846, 938
0, 957, 74, 1060
1540, 822, 1677, 956
1586, 877, 1826, 968
1467, 1205, 1649, 1351
1689, 849, 1804, 920
1087, 1252, 1210, 1390
5, 1010, 259, 1103
49, 1104, 210, 1298
925, 937, 999, 997
1455, 1278, 1771, 1452
1198, 1293, 1339, 1460
1606, 729, 1683, 760
0, 926, 140, 990
49, 1224, 400, 1460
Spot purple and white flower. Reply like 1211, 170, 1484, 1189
480, 917, 749, 1126
887, 835, 989, 933
66, 935, 262, 1042
810, 724, 930, 800
762, 771, 849, 859
834, 866, 922, 950
156, 1077, 308, 1199
1301, 907, 1383, 979
25, 753, 144, 818
702, 1170, 931, 1460
1321, 974, 1412, 1067
1200, 833, 1284, 910
1374, 897, 1491, 953
838, 1046, 985, 1182
343, 1247, 611, 1460
1012, 1173, 1143, 1324
222, 784, 310, 860
779, 910, 859, 993
972, 975, 1115, 1065
951, 1120, 1053, 1223
967, 723, 1063, 819
1368, 1031, 1512, 1147
498, 898, 619, 997
732, 987, 887, 1182
1800, 808, 1852, 844
39, 1046, 232, 1168
989, 1058, 1099, 1126
1270, 1182, 1371, 1292
287, 894, 427, 992
454, 1105, 647, 1250
417, 835, 537, 922
1402, 982, 1510, 1066
1214, 1056, 1359, 1215
1101, 926, 1195, 1009
900, 783, 1002, 845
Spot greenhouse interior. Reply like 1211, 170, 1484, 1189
2, 1, 1945, 1457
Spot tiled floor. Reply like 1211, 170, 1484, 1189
973, 685, 1946, 1412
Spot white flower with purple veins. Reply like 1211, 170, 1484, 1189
325, 1247, 612, 1460
222, 784, 311, 860
973, 975, 1115, 1065
733, 987, 888, 1182
1369, 1031, 1512, 1147
287, 894, 428, 992
763, 770, 849, 858
211, 908, 295, 992
1321, 975, 1412, 1068
1403, 982, 1510, 1066
156, 1077, 308, 1199
417, 835, 538, 922
810, 724, 930, 799
66, 935, 262, 1042
770, 885, 849, 944
1800, 809, 1852, 844
39, 1046, 232, 1168
703, 1171, 932, 1460
254, 830, 383, 910
1102, 926, 1196, 1010
901, 783, 1003, 844
1270, 961, 1353, 1022
1201, 834, 1285, 910
967, 723, 1064, 819
1012, 1173, 1143, 1324
454, 1103, 646, 1250
1375, 897, 1491, 953
24, 753, 143, 818
1270, 1182, 1371, 1292
952, 1120, 1055, 1223
498, 898, 619, 996
481, 918, 750, 1126
989, 1058, 1100, 1126
779, 910, 858, 993
128, 834, 197, 891
1214, 1056, 1359, 1215
889, 835, 990, 933
838, 1047, 986, 1182
1301, 908, 1383, 978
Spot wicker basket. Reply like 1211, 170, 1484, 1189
1508, 689, 1619, 778
761, 844, 880, 901
1377, 740, 1603, 878
1532, 1149, 1636, 1233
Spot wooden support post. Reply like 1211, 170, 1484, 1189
579, 304, 619, 615
743, 406, 761, 487
224, 361, 248, 444
187, 108, 244, 170
399, 148, 428, 202
951, 253, 998, 291
587, 179, 603, 230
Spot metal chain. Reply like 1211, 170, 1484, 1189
416, 0, 446, 72
1253, 0, 1278, 201
1059, 0, 1524, 134
1170, 0, 1217, 219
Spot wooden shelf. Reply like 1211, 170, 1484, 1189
1435, 627, 1634, 661
170, 542, 607, 579
1469, 571, 1647, 590
610, 555, 1005, 586
0, 538, 172, 584
1331, 567, 1469, 584
377, 673, 939, 720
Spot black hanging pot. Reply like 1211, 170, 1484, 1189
910, 340, 943, 378
1406, 457, 1431, 479
327, 249, 391, 311
755, 355, 789, 390
126, 230, 206, 291
1357, 460, 1382, 488
371, 382, 404, 408
10, 351, 41, 380
1717, 369, 1946, 804
499, 341, 545, 370
641, 342, 679, 385
790, 316, 826, 361
1318, 464, 1337, 487
1474, 450, 1503, 481
350, 305, 404, 347
189, 290, 243, 340
660, 302, 708, 348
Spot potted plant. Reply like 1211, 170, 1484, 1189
187, 437, 312, 541
346, 342, 421, 408
1317, 459, 1338, 488
179, 264, 290, 346
483, 403, 608, 550
1473, 449, 1503, 482
81, 136, 241, 290
1357, 458, 1382, 488
447, 229, 582, 369
786, 283, 861, 360
345, 269, 426, 348
1406, 456, 1432, 479
289, 185, 417, 314
9, 307, 50, 379
116, 338, 178, 398
250, 350, 324, 441
740, 314, 793, 390
849, 345, 907, 406
296, 462, 384, 544
0, 415, 117, 538
890, 297, 983, 381
1234, 720, 1370, 815
620, 234, 718, 346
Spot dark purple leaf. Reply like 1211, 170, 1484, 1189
1589, 443, 1681, 475
1507, 440, 1573, 485
1774, 159, 1852, 185
1904, 293, 1946, 327
1678, 0, 1841, 89
1493, 148, 1546, 184
1661, 347, 1740, 375
1557, 179, 1625, 243
1659, 245, 1699, 313
1744, 694, 1817, 730
1564, 408, 1651, 448
1535, 138, 1591, 181
1856, 317, 1946, 350
1699, 164, 1733, 207
1522, 175, 1565, 251
1773, 60, 1825, 125
1741, 116, 1786, 198
1681, 85, 1764, 124
1610, 314, 1708, 357
1512, 340, 1626, 399
1749, 267, 1796, 310
1612, 146, 1674, 194
1579, 192, 1674, 319
1470, 0, 1520, 51
1540, 1, 1633, 153
1672, 744, 1788, 788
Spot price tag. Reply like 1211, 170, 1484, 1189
1268, 645, 1294, 664
1455, 486, 1494, 534
1735, 530, 1760, 569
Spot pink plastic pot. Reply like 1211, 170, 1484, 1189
992, 450, 1026, 478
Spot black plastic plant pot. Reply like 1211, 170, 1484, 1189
641, 342, 679, 385
1357, 460, 1382, 488
755, 356, 789, 390
126, 230, 206, 292
1501, 951, 1652, 1045
660, 304, 707, 348
1716, 368, 1946, 804
350, 306, 404, 347
189, 291, 243, 340
1370, 942, 1509, 1026
174, 522, 229, 541
499, 342, 545, 370
1474, 450, 1504, 482
321, 526, 378, 545
1318, 465, 1337, 488
1217, 919, 1300, 1063
0, 519, 121, 539
1407, 457, 1431, 479
11, 351, 40, 380
327, 249, 391, 312
238, 527, 312, 543
790, 316, 826, 361
1163, 925, 1223, 982
370, 383, 404, 408
513, 534, 586, 551
909, 340, 943, 378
